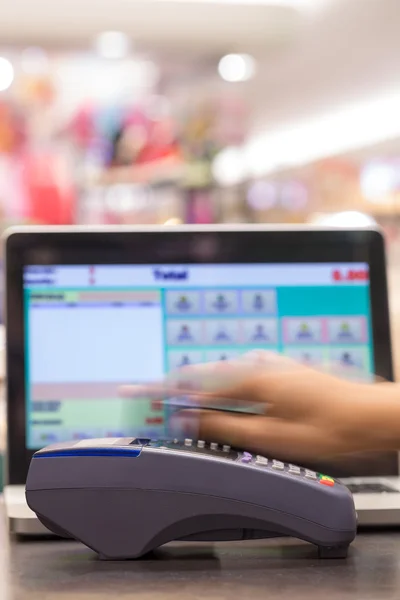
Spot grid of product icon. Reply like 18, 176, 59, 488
281, 316, 370, 371
164, 290, 371, 374
165, 289, 278, 370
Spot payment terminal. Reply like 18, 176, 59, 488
26, 437, 357, 560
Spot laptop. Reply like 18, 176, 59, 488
2, 224, 400, 535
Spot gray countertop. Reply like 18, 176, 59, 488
3, 516, 400, 600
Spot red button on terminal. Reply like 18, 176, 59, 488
319, 479, 335, 487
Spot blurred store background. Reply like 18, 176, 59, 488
1, 0, 400, 383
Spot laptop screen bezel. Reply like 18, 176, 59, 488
4, 226, 395, 484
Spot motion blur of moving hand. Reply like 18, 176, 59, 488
120, 350, 400, 469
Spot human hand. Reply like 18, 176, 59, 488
120, 351, 397, 465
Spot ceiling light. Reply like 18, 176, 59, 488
218, 54, 256, 83
0, 57, 14, 92
360, 161, 400, 203
239, 89, 400, 180
212, 146, 247, 185
94, 31, 130, 60
310, 212, 376, 228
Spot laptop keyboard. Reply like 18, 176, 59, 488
346, 483, 399, 494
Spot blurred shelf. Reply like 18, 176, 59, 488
93, 159, 187, 188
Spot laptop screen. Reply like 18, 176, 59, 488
23, 262, 372, 449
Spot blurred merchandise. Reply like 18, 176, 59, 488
0, 48, 255, 225
0, 1, 400, 230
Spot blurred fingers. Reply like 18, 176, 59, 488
171, 409, 320, 461
200, 410, 350, 461
119, 358, 265, 402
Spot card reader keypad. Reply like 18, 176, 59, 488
146, 439, 239, 461
137, 439, 334, 486
240, 452, 332, 485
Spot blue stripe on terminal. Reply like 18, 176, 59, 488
34, 448, 142, 459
